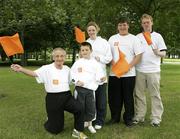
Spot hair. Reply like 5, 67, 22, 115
117, 17, 130, 24
86, 21, 100, 32
52, 47, 66, 56
141, 13, 153, 22
80, 42, 92, 50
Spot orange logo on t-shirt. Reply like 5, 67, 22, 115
53, 79, 59, 85
78, 67, 82, 73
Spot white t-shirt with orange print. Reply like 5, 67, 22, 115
136, 32, 167, 73
108, 33, 143, 77
70, 58, 105, 91
34, 63, 70, 93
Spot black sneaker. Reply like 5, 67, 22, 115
125, 121, 135, 127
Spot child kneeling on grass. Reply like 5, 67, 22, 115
11, 48, 87, 139
71, 42, 106, 134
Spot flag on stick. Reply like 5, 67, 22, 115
74, 27, 85, 43
143, 32, 152, 45
0, 33, 24, 57
112, 48, 130, 78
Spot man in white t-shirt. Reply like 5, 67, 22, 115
133, 14, 167, 127
11, 48, 87, 139
108, 17, 143, 127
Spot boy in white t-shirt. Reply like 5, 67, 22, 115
11, 48, 87, 139
108, 17, 143, 127
134, 14, 167, 127
71, 42, 106, 134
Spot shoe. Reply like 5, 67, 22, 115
132, 119, 144, 125
151, 121, 160, 127
151, 120, 160, 127
72, 129, 88, 139
84, 122, 88, 128
125, 121, 135, 127
94, 125, 102, 130
88, 125, 96, 134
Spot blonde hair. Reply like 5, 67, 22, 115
141, 14, 153, 22
87, 21, 100, 32
52, 48, 66, 56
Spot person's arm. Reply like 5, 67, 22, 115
152, 49, 166, 58
129, 53, 142, 69
11, 64, 37, 77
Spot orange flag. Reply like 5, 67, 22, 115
112, 48, 130, 78
0, 33, 24, 57
74, 27, 85, 43
143, 32, 152, 45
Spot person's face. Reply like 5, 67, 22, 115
118, 22, 129, 35
87, 25, 98, 39
80, 45, 92, 59
53, 50, 66, 68
141, 18, 153, 32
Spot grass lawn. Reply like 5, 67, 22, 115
0, 64, 180, 139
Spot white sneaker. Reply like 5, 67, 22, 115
88, 125, 96, 134
94, 125, 102, 130
84, 122, 88, 128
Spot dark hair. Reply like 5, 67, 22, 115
118, 17, 129, 24
80, 42, 92, 50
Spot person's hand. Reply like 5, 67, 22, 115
76, 81, 84, 87
11, 64, 23, 72
95, 56, 100, 62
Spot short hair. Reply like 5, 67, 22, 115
117, 17, 130, 24
141, 13, 153, 22
80, 42, 92, 50
52, 47, 66, 56
87, 21, 100, 32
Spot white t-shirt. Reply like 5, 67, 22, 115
70, 58, 105, 91
34, 63, 70, 93
136, 32, 167, 73
108, 33, 143, 77
87, 36, 112, 83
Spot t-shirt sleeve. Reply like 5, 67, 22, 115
34, 66, 46, 83
157, 34, 167, 51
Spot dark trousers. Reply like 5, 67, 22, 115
75, 86, 96, 121
44, 91, 84, 134
108, 76, 135, 124
93, 83, 107, 126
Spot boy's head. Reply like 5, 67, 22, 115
52, 48, 66, 68
117, 17, 129, 35
140, 14, 153, 32
80, 42, 92, 59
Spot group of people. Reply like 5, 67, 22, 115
11, 14, 167, 139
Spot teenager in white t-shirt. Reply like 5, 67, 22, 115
108, 17, 143, 127
11, 48, 88, 139
86, 22, 112, 130
71, 42, 106, 134
133, 14, 167, 127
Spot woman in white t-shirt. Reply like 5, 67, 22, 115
86, 22, 112, 130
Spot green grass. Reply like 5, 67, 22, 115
0, 64, 180, 139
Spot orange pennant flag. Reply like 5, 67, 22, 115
0, 33, 24, 57
74, 27, 85, 43
112, 49, 130, 78
143, 32, 152, 45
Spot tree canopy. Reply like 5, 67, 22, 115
0, 0, 179, 64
